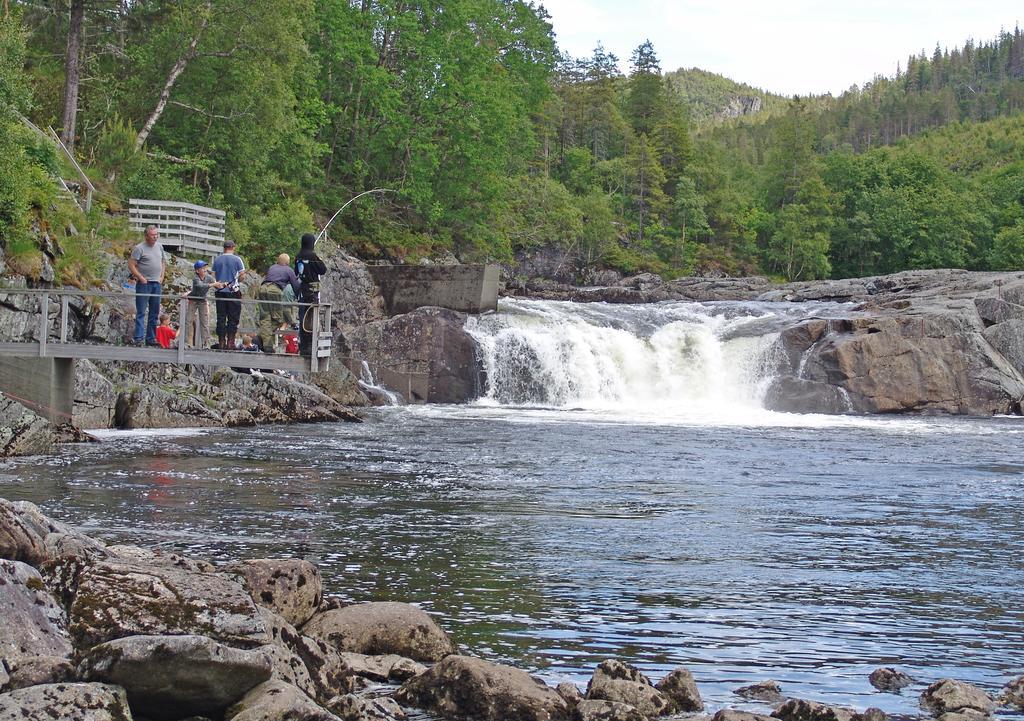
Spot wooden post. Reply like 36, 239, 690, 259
177, 297, 187, 363
39, 294, 49, 357
59, 296, 70, 343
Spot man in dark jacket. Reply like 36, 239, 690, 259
295, 233, 327, 354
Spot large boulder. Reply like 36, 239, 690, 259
868, 668, 915, 693
303, 602, 454, 662
655, 667, 703, 712
79, 634, 272, 720
256, 608, 317, 697
395, 654, 569, 721
4, 500, 108, 566
0, 395, 55, 458
920, 680, 994, 716
1001, 675, 1024, 709
772, 698, 856, 721
0, 560, 73, 691
983, 319, 1024, 375
326, 694, 406, 721
0, 682, 132, 721
226, 680, 340, 721
767, 310, 1024, 415
735, 680, 784, 703
257, 611, 354, 702
47, 555, 269, 648
0, 499, 47, 564
227, 559, 323, 627
336, 652, 426, 682
574, 699, 646, 721
343, 307, 482, 404
584, 660, 672, 717
715, 712, 777, 721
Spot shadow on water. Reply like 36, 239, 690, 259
3, 409, 1024, 719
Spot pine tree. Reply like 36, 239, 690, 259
626, 40, 664, 136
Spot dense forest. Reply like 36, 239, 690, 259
1, 1, 1023, 284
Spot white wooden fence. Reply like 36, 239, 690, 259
128, 199, 226, 257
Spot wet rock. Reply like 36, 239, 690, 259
715, 711, 778, 721
336, 652, 426, 682
1000, 675, 1024, 709
52, 555, 269, 648
395, 654, 569, 721
557, 682, 583, 706
584, 660, 672, 717
0, 682, 132, 721
920, 679, 994, 716
0, 560, 73, 691
226, 680, 340, 721
343, 308, 482, 404
0, 395, 55, 458
936, 710, 992, 721
304, 602, 454, 662
868, 668, 916, 693
735, 680, 784, 704
227, 559, 323, 627
256, 608, 317, 697
656, 667, 703, 712
574, 699, 646, 721
5, 500, 108, 565
772, 698, 857, 721
326, 694, 406, 721
855, 709, 888, 721
762, 376, 852, 415
0, 499, 47, 564
312, 363, 370, 408
79, 634, 272, 720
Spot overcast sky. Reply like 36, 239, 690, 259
540, 0, 1022, 96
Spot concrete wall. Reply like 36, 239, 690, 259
368, 264, 499, 316
0, 357, 76, 424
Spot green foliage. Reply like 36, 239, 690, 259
243, 198, 314, 272
990, 220, 1024, 269
664, 67, 786, 125
0, 11, 30, 116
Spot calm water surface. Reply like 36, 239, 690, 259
2, 407, 1023, 718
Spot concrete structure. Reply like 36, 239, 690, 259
368, 264, 499, 316
0, 288, 333, 425
0, 357, 75, 424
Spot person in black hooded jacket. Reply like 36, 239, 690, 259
295, 233, 327, 354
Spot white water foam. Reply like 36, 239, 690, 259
462, 298, 1017, 433
466, 299, 787, 423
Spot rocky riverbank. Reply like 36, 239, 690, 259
2, 498, 1023, 721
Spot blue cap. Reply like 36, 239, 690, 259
193, 260, 208, 270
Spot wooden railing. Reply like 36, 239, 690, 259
0, 287, 333, 373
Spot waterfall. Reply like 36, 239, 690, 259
466, 298, 791, 419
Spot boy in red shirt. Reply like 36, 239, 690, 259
155, 314, 177, 349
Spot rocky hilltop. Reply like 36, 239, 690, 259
3, 498, 1023, 721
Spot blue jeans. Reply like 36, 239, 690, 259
134, 281, 162, 343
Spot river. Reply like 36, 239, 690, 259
2, 299, 1023, 718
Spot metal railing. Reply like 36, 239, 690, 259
0, 287, 333, 373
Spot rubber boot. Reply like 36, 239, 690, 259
226, 332, 237, 351
218, 334, 227, 350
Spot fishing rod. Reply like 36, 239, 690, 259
315, 188, 395, 243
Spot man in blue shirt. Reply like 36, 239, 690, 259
127, 226, 167, 346
212, 239, 246, 349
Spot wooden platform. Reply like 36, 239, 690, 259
0, 342, 313, 372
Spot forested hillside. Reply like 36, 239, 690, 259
1, 2, 1023, 284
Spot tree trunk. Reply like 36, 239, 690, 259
60, 0, 86, 152
135, 4, 210, 151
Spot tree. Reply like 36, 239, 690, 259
673, 177, 711, 244
624, 133, 668, 244
990, 220, 1024, 269
59, 0, 85, 151
626, 40, 664, 136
